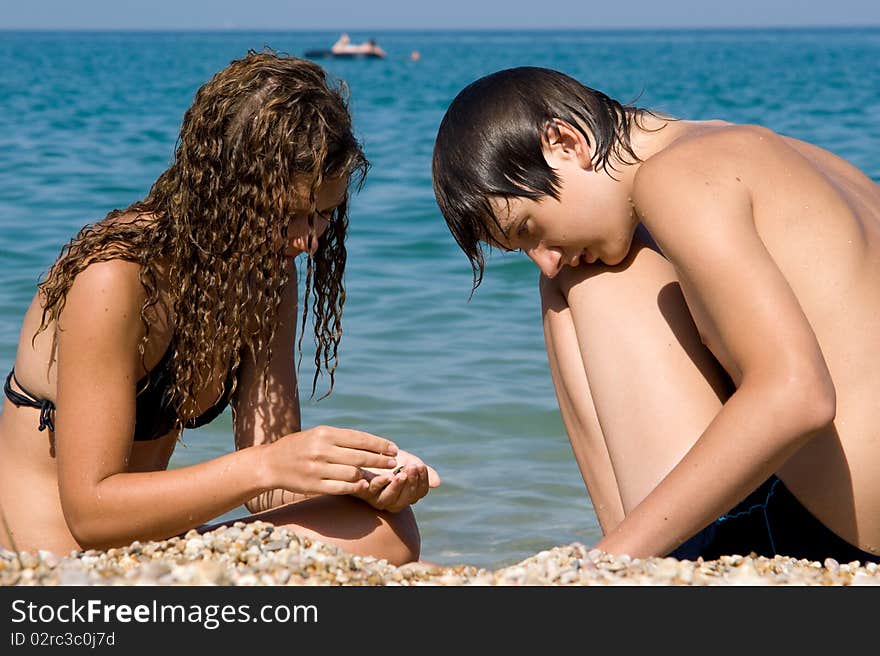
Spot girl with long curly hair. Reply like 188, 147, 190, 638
0, 50, 438, 565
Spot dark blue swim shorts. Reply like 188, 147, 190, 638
667, 475, 880, 563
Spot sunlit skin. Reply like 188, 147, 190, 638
486, 113, 880, 559
0, 173, 440, 565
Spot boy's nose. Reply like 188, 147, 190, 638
526, 243, 563, 279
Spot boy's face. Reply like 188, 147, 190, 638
488, 150, 637, 279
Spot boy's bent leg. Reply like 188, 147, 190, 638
545, 230, 733, 515
203, 495, 420, 566
542, 275, 625, 534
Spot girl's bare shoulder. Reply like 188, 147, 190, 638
59, 259, 150, 338
68, 258, 144, 296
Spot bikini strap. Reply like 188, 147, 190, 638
4, 368, 56, 432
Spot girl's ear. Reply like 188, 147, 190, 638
543, 119, 594, 170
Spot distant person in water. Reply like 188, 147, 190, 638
432, 65, 880, 564
331, 33, 354, 53
331, 33, 386, 58
364, 38, 386, 58
0, 50, 439, 564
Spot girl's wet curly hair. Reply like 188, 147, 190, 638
35, 49, 368, 430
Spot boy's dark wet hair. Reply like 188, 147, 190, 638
432, 66, 655, 292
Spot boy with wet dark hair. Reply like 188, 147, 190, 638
432, 66, 880, 563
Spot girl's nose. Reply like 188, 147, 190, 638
317, 211, 333, 233
305, 232, 320, 255
308, 214, 332, 252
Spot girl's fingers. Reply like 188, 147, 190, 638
377, 474, 407, 509
333, 429, 398, 456
368, 474, 393, 492
413, 467, 428, 498
404, 468, 426, 505
322, 478, 370, 496
325, 461, 434, 509
332, 445, 397, 470
322, 463, 369, 483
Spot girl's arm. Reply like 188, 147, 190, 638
54, 260, 396, 550
595, 143, 836, 558
231, 259, 309, 513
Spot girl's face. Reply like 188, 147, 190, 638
285, 175, 349, 257
489, 121, 638, 278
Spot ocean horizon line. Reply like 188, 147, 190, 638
2, 25, 879, 34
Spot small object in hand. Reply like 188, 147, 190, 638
392, 465, 405, 475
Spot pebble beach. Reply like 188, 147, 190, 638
3, 520, 879, 586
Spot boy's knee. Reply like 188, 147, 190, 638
539, 271, 557, 294
540, 272, 566, 311
553, 242, 676, 309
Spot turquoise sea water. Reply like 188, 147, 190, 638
1, 29, 879, 568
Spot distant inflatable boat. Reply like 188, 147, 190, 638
304, 49, 385, 59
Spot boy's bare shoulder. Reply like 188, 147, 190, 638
633, 123, 777, 203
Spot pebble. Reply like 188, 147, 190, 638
2, 520, 880, 586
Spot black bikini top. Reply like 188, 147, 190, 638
3, 340, 235, 442
128, 339, 236, 441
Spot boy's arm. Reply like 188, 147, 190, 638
595, 146, 835, 558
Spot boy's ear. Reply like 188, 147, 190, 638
543, 119, 593, 170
